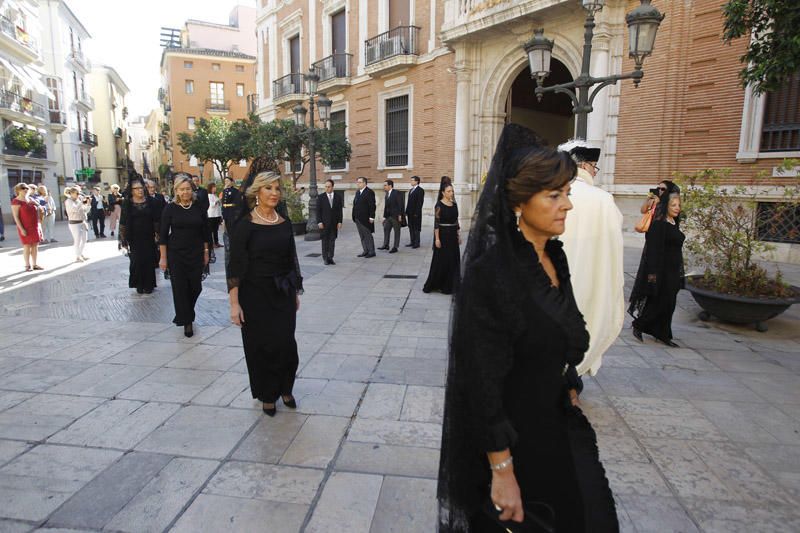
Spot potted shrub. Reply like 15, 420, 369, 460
282, 178, 307, 235
4, 127, 46, 157
677, 161, 800, 331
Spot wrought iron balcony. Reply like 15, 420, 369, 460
272, 73, 305, 105
313, 53, 352, 92
81, 130, 98, 147
0, 89, 47, 121
49, 109, 67, 129
206, 99, 230, 112
76, 89, 94, 109
441, 0, 571, 43
364, 26, 420, 76
0, 15, 39, 58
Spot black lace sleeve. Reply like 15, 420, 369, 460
159, 204, 172, 245
289, 226, 304, 295
118, 202, 129, 247
227, 220, 249, 292
433, 202, 442, 230
645, 220, 666, 283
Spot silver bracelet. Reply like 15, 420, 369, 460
489, 456, 513, 471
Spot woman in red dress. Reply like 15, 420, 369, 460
11, 182, 43, 271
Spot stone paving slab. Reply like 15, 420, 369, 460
0, 222, 798, 531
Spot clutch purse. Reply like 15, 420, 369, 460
481, 499, 555, 533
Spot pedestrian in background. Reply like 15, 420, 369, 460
146, 180, 167, 223
90, 186, 107, 238
405, 175, 424, 248
120, 177, 159, 294
38, 185, 57, 243
207, 182, 222, 249
316, 179, 343, 265
352, 176, 376, 258
380, 179, 402, 253
423, 184, 460, 294
64, 186, 90, 263
107, 184, 123, 236
159, 174, 211, 338
11, 183, 43, 271
228, 172, 302, 417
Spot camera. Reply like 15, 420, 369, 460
649, 188, 660, 196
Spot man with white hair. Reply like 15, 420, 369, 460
558, 139, 625, 377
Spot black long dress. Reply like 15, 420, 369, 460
119, 199, 158, 292
629, 219, 685, 342
439, 235, 618, 532
160, 202, 211, 326
423, 201, 460, 294
228, 218, 303, 403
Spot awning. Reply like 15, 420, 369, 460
0, 56, 55, 99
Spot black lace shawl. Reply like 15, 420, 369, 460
437, 124, 589, 531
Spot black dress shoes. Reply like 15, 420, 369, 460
282, 395, 297, 409
662, 339, 680, 348
324, 259, 331, 265
411, 245, 420, 249
378, 245, 389, 250
364, 253, 376, 258
328, 259, 336, 265
357, 252, 366, 257
262, 403, 276, 417
389, 248, 398, 254
405, 243, 413, 247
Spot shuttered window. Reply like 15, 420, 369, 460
385, 95, 409, 167
329, 110, 346, 170
761, 71, 800, 152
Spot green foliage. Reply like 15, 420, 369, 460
316, 122, 352, 170
176, 117, 247, 179
723, 0, 800, 95
281, 178, 306, 223
157, 163, 170, 180
5, 127, 45, 154
677, 160, 800, 298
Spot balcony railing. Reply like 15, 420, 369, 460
0, 89, 47, 120
76, 90, 94, 108
365, 26, 420, 66
68, 48, 90, 70
273, 73, 304, 100
3, 145, 46, 159
313, 53, 352, 82
49, 109, 67, 126
81, 130, 98, 146
206, 99, 230, 112
0, 15, 39, 55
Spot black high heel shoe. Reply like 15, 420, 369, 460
262, 402, 276, 416
282, 395, 297, 409
661, 339, 679, 348
184, 324, 193, 338
632, 327, 643, 342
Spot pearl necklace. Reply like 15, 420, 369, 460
253, 206, 279, 224
178, 201, 193, 210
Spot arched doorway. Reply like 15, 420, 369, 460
505, 58, 574, 146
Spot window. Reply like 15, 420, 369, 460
212, 63, 221, 71
328, 109, 347, 170
760, 71, 800, 152
210, 82, 224, 104
187, 116, 196, 130
756, 202, 800, 244
235, 64, 245, 72
289, 35, 300, 73
46, 77, 61, 111
184, 61, 193, 69
236, 83, 244, 97
385, 95, 409, 167
332, 9, 346, 54
185, 80, 194, 94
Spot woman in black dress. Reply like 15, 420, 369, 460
438, 124, 618, 532
423, 184, 460, 294
119, 177, 158, 294
227, 172, 303, 417
159, 174, 211, 337
629, 183, 685, 347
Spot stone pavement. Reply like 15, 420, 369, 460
0, 220, 798, 532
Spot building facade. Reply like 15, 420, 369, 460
256, 0, 799, 254
160, 5, 257, 184
128, 109, 163, 180
0, 0, 57, 222
88, 65, 129, 186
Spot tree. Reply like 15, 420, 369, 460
723, 0, 800, 95
176, 117, 248, 180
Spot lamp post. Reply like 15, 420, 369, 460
525, 0, 664, 140
293, 68, 332, 241
197, 161, 204, 183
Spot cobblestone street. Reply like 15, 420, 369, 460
0, 221, 799, 532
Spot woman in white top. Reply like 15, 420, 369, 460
38, 185, 57, 243
64, 186, 91, 262
207, 182, 223, 248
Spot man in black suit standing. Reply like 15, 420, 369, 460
352, 176, 376, 258
404, 176, 424, 248
379, 179, 403, 253
316, 179, 343, 265
192, 175, 210, 212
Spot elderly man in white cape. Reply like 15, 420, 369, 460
557, 139, 625, 378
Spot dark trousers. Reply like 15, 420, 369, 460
355, 220, 375, 254
209, 217, 221, 245
383, 217, 401, 249
408, 218, 421, 247
223, 230, 231, 276
168, 252, 203, 326
91, 210, 105, 236
321, 227, 337, 261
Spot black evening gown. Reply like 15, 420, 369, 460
119, 199, 158, 292
629, 219, 685, 342
228, 218, 303, 403
160, 202, 211, 326
439, 236, 618, 532
423, 201, 461, 294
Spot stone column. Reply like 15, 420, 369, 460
358, 0, 367, 76
586, 30, 611, 186
453, 58, 473, 224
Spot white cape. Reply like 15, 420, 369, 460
559, 168, 625, 376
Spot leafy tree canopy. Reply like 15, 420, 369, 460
176, 117, 248, 179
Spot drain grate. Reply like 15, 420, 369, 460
305, 253, 322, 257
383, 274, 418, 279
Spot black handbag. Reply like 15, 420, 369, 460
481, 499, 555, 533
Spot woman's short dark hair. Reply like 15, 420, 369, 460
207, 182, 217, 194
505, 146, 576, 207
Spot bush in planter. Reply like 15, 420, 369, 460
677, 160, 799, 299
281, 178, 306, 223
5, 127, 45, 155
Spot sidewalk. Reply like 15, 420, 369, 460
0, 221, 798, 532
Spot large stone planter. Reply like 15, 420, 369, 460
292, 221, 307, 236
684, 275, 800, 332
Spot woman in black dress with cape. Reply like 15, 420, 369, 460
437, 124, 618, 532
629, 182, 685, 347
119, 177, 158, 294
423, 184, 460, 294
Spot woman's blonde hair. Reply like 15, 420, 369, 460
173, 175, 193, 195
13, 183, 28, 195
110, 184, 120, 191
245, 172, 281, 210
64, 186, 79, 196
38, 185, 48, 196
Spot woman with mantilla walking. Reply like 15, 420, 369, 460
119, 176, 159, 294
227, 172, 303, 417
159, 173, 211, 338
437, 124, 618, 532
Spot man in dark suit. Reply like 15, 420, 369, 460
192, 175, 210, 212
352, 176, 376, 257
316, 179, 343, 265
379, 179, 403, 253
404, 176, 424, 248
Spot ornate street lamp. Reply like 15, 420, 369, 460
292, 104, 307, 126
197, 161, 204, 182
525, 0, 664, 140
